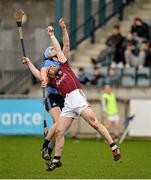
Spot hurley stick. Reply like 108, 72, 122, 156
13, 9, 26, 57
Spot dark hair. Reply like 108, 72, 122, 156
134, 17, 142, 22
79, 67, 84, 71
126, 40, 133, 46
142, 40, 149, 44
93, 66, 99, 70
113, 25, 120, 29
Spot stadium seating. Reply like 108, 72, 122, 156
121, 76, 136, 87
83, 66, 151, 87
136, 67, 150, 86
100, 66, 108, 77
123, 67, 136, 78
115, 68, 123, 77
137, 67, 150, 78
137, 78, 150, 86
121, 68, 136, 87
97, 78, 104, 87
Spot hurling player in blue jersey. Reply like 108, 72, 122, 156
22, 17, 69, 167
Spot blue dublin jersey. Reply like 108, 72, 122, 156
42, 59, 60, 68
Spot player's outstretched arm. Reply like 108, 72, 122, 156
46, 26, 67, 64
59, 17, 70, 58
22, 57, 42, 81
40, 67, 48, 87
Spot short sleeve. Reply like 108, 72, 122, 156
41, 60, 52, 68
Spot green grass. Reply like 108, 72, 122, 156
0, 136, 151, 179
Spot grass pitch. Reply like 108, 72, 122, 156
0, 136, 151, 179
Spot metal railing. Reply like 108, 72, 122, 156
0, 58, 42, 94
70, 0, 134, 49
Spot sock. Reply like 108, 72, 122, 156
52, 156, 61, 163
42, 139, 50, 149
48, 144, 54, 156
110, 142, 118, 151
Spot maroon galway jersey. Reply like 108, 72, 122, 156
48, 61, 81, 96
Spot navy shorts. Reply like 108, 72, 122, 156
45, 93, 64, 112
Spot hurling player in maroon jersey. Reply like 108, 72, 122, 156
41, 26, 121, 171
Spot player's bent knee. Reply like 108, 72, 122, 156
87, 115, 100, 130
91, 120, 100, 130
55, 128, 64, 137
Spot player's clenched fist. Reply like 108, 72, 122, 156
46, 26, 54, 36
59, 17, 66, 28
41, 79, 48, 88
22, 57, 31, 65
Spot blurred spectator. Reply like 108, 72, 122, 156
101, 84, 121, 141
91, 25, 125, 67
104, 67, 121, 86
90, 67, 103, 85
77, 67, 89, 85
123, 32, 140, 50
106, 25, 125, 66
131, 17, 150, 40
124, 40, 148, 68
144, 42, 151, 67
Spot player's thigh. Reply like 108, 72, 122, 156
56, 116, 73, 135
49, 106, 61, 123
81, 107, 98, 125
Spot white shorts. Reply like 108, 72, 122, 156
60, 89, 89, 119
108, 114, 119, 122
